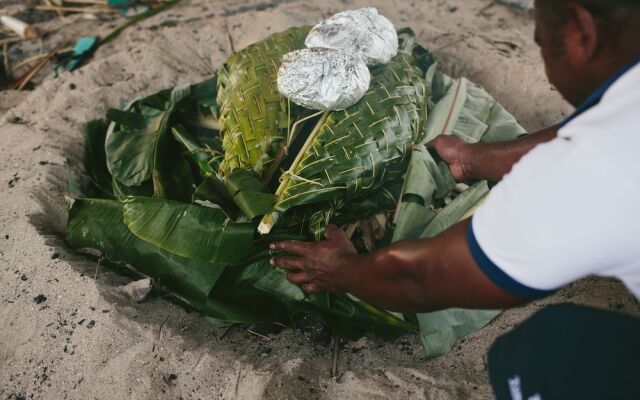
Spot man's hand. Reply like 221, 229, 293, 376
271, 220, 523, 312
270, 224, 358, 294
429, 127, 558, 182
427, 135, 472, 181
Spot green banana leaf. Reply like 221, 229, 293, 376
217, 26, 310, 177
392, 146, 455, 242
105, 78, 221, 202
106, 85, 190, 186
203, 255, 416, 338
112, 175, 154, 198
202, 258, 297, 324
171, 124, 217, 178
396, 179, 497, 358
84, 120, 114, 198
419, 181, 488, 238
223, 170, 276, 220
312, 294, 418, 339
66, 197, 224, 305
417, 308, 500, 358
192, 177, 239, 218
393, 70, 526, 358
424, 72, 526, 144
122, 197, 256, 264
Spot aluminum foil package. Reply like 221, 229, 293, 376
277, 47, 370, 111
305, 7, 398, 66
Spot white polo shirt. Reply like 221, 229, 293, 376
469, 61, 640, 300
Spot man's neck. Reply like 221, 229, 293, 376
575, 50, 640, 107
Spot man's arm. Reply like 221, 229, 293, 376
270, 220, 524, 313
429, 126, 558, 182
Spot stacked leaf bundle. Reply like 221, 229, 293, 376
67, 26, 525, 354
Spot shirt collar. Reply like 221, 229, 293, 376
559, 58, 640, 128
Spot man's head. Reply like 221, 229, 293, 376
534, 0, 640, 106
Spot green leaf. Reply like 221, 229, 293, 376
192, 177, 239, 218
106, 105, 172, 186
84, 120, 113, 197
202, 259, 292, 323
424, 73, 526, 144
202, 255, 415, 337
152, 140, 195, 202
112, 176, 153, 199
332, 183, 402, 225
417, 308, 499, 358
419, 181, 489, 238
122, 197, 256, 263
67, 198, 223, 305
224, 170, 276, 220
392, 147, 454, 242
171, 124, 216, 177
105, 85, 196, 200
305, 294, 417, 339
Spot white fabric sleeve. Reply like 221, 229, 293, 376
469, 136, 640, 299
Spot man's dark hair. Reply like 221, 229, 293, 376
536, 0, 640, 53
537, 0, 640, 26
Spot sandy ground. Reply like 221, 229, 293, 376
1, 0, 639, 399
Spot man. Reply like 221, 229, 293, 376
270, 0, 640, 398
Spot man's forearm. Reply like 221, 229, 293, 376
463, 126, 557, 181
335, 221, 523, 313
337, 239, 441, 312
271, 221, 523, 312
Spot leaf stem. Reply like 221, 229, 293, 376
261, 109, 323, 185
258, 110, 330, 234
275, 110, 330, 198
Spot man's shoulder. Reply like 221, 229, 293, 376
560, 62, 640, 140
557, 65, 640, 179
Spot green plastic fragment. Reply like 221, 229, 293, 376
107, 0, 138, 8
66, 36, 99, 71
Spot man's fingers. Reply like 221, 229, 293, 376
285, 272, 324, 294
287, 272, 312, 285
324, 224, 342, 240
270, 240, 311, 255
270, 256, 305, 271
301, 283, 322, 294
424, 135, 442, 149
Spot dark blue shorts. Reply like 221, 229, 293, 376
488, 303, 640, 400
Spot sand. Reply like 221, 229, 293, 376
1, 0, 639, 399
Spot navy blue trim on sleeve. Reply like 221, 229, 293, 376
466, 222, 556, 301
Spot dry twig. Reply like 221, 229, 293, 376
35, 5, 117, 13
246, 328, 271, 341
331, 335, 340, 378
9, 45, 65, 90
0, 36, 24, 47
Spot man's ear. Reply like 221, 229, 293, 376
563, 3, 599, 66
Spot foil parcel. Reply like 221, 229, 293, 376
277, 8, 398, 111
305, 7, 398, 66
277, 47, 370, 111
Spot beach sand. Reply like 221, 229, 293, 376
1, 0, 638, 398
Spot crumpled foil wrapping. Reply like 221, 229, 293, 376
304, 7, 398, 66
277, 47, 370, 111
